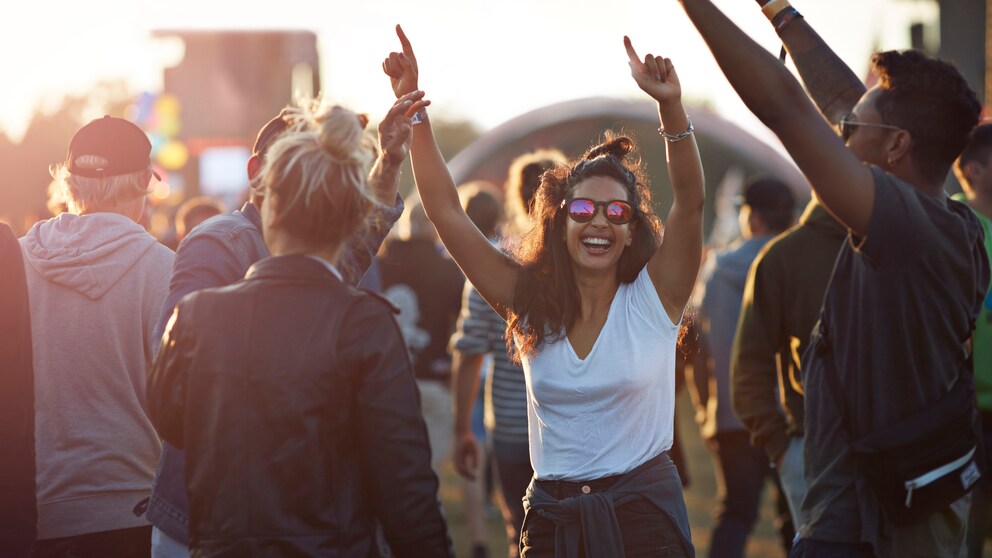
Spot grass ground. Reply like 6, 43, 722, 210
439, 393, 992, 557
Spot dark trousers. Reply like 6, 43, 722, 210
32, 526, 151, 558
492, 439, 534, 558
520, 476, 688, 558
708, 430, 793, 558
967, 411, 992, 557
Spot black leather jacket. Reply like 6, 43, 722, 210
148, 255, 452, 557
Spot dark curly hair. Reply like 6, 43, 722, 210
870, 50, 982, 183
506, 132, 663, 362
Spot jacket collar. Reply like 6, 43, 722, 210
245, 254, 345, 285
238, 201, 263, 234
799, 199, 848, 240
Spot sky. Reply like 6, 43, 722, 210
0, 0, 938, 148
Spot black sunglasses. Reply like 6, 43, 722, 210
562, 198, 635, 225
839, 114, 903, 143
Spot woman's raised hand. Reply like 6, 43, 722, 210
377, 90, 431, 165
624, 36, 682, 106
383, 25, 420, 99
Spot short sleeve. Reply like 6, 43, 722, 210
629, 265, 682, 336
854, 167, 932, 265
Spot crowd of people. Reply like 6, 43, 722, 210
1, 0, 991, 557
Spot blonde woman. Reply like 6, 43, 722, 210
148, 99, 453, 557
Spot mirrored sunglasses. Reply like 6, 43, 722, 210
563, 198, 635, 225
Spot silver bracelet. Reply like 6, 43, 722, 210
658, 117, 694, 143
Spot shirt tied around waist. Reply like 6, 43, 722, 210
523, 452, 694, 558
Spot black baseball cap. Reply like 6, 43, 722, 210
252, 107, 295, 157
66, 116, 156, 178
736, 177, 795, 212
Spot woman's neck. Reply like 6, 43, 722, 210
267, 232, 341, 264
573, 268, 620, 321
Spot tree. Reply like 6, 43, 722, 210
0, 81, 133, 234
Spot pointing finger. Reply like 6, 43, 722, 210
396, 24, 415, 58
623, 36, 642, 68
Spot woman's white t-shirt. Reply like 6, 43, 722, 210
518, 266, 680, 481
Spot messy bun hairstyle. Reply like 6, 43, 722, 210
506, 132, 663, 361
260, 103, 377, 249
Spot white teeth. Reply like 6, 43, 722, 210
583, 238, 611, 246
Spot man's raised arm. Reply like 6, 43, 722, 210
752, 0, 866, 125
678, 0, 874, 235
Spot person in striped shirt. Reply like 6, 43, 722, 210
451, 151, 564, 558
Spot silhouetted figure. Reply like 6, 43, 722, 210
691, 177, 795, 558
0, 222, 35, 558
173, 197, 226, 244
954, 124, 992, 557
732, 197, 846, 532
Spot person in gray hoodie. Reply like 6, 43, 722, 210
690, 176, 795, 558
20, 116, 174, 558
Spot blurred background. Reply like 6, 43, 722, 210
0, 1, 987, 555
1, 0, 986, 242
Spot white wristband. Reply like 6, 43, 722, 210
761, 0, 792, 20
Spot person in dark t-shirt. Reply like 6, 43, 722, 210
678, 0, 987, 556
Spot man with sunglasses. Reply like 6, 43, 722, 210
678, 0, 987, 556
691, 176, 795, 558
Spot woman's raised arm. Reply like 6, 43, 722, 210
383, 25, 519, 317
625, 38, 706, 325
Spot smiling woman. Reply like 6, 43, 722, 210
386, 23, 704, 556
510, 134, 664, 359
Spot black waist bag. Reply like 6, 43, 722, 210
816, 321, 984, 525
849, 377, 982, 525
